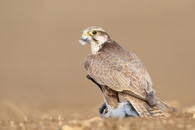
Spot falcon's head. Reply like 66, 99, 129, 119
79, 26, 111, 54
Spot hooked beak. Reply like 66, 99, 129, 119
79, 33, 89, 45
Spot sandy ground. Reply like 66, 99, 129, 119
0, 101, 195, 130
0, 112, 195, 130
0, 1, 195, 129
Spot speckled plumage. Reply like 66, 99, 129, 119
80, 26, 178, 118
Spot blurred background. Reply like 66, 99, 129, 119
0, 0, 195, 119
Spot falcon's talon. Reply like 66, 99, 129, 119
99, 102, 107, 115
103, 108, 108, 114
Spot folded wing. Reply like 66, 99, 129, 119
84, 42, 156, 105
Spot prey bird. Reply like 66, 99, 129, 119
79, 26, 178, 118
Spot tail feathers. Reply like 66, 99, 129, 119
157, 99, 178, 113
123, 93, 166, 118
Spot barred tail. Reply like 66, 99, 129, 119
123, 93, 166, 118
157, 98, 178, 113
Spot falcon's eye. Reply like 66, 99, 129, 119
92, 31, 97, 35
89, 30, 97, 36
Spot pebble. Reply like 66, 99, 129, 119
162, 119, 167, 124
177, 124, 184, 129
186, 124, 192, 129
168, 119, 174, 125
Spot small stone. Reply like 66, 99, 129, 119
162, 119, 167, 124
82, 121, 91, 128
177, 124, 184, 129
86, 117, 101, 123
186, 124, 192, 129
10, 121, 15, 127
97, 122, 104, 127
156, 121, 161, 125
142, 120, 147, 125
61, 125, 74, 130
168, 119, 174, 125
59, 121, 62, 126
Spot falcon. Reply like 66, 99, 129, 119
79, 26, 178, 118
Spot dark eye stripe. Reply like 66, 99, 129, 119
92, 37, 98, 42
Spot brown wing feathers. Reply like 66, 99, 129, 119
89, 41, 153, 102
84, 41, 178, 117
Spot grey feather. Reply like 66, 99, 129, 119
101, 101, 139, 118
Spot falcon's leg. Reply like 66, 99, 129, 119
101, 85, 119, 109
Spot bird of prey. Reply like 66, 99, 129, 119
79, 26, 178, 118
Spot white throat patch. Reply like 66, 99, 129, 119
90, 35, 107, 54
90, 41, 101, 54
